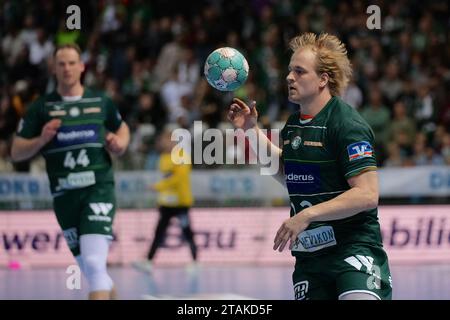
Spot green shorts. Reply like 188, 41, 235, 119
292, 243, 392, 300
53, 182, 116, 256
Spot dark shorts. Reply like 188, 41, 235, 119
292, 243, 392, 300
53, 182, 116, 256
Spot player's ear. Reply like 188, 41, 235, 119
319, 73, 329, 88
80, 61, 85, 73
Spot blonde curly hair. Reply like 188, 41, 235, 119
289, 33, 352, 97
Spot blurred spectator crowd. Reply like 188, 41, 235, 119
0, 0, 449, 172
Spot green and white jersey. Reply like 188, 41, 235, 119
17, 88, 123, 195
281, 96, 383, 257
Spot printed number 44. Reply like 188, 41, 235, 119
64, 149, 90, 169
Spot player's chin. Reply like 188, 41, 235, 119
61, 79, 75, 87
287, 94, 301, 105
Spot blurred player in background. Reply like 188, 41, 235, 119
228, 33, 392, 300
11, 43, 130, 300
133, 129, 198, 273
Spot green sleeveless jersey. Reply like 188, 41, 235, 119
17, 88, 123, 195
281, 97, 383, 257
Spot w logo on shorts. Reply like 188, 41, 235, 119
294, 280, 309, 300
344, 255, 382, 290
89, 203, 113, 215
344, 255, 374, 272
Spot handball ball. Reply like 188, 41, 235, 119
204, 47, 249, 91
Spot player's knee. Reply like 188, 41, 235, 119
82, 254, 112, 291
83, 254, 106, 274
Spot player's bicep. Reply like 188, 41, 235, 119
347, 169, 379, 197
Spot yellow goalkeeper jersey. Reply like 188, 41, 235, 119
153, 152, 193, 207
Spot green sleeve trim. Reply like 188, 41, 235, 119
63, 119, 104, 125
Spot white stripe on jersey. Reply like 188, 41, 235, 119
289, 190, 346, 197
287, 124, 327, 129
42, 143, 103, 154
45, 97, 102, 106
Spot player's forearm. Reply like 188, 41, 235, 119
302, 187, 379, 223
245, 125, 284, 184
253, 126, 282, 158
117, 122, 130, 146
272, 159, 285, 186
11, 136, 45, 162
256, 127, 284, 185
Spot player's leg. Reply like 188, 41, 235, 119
147, 206, 173, 260
53, 191, 85, 274
132, 207, 174, 273
80, 183, 117, 300
337, 270, 384, 300
178, 207, 197, 261
335, 244, 393, 300
79, 234, 114, 300
54, 192, 110, 298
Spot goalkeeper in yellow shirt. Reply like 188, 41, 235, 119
133, 130, 197, 273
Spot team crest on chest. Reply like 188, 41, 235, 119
69, 107, 80, 117
291, 136, 302, 150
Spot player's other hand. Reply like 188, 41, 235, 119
106, 132, 127, 155
227, 98, 258, 131
273, 214, 310, 252
39, 119, 62, 145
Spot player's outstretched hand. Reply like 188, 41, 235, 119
40, 119, 62, 145
227, 98, 258, 131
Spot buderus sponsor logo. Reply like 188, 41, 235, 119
285, 173, 314, 182
55, 124, 99, 147
284, 162, 320, 194
57, 130, 94, 141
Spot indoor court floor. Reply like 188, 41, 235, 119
1, 264, 449, 300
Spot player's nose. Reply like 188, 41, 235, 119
286, 71, 295, 83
